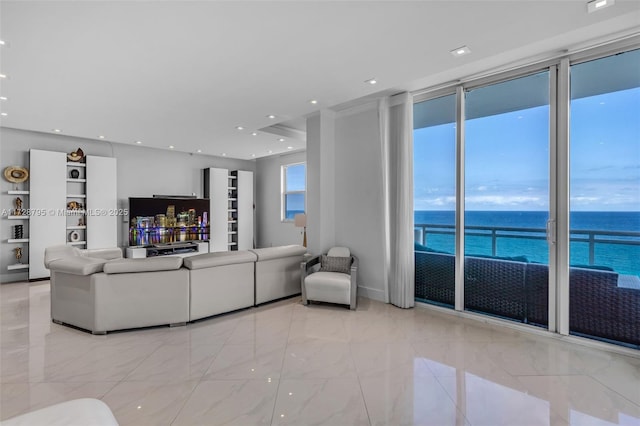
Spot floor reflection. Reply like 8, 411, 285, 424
1, 281, 639, 425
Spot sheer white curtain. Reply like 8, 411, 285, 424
380, 93, 415, 308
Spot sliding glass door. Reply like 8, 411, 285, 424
413, 46, 639, 348
413, 94, 457, 307
569, 49, 640, 346
463, 72, 551, 326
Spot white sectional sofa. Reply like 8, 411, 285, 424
45, 244, 306, 334
184, 250, 257, 321
252, 245, 308, 305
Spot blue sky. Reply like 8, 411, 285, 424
414, 87, 640, 212
286, 163, 306, 213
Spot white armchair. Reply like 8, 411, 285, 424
301, 247, 358, 310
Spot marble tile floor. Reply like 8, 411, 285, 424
1, 281, 639, 426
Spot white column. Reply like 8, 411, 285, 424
306, 109, 336, 255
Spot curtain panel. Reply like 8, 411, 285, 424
380, 93, 415, 308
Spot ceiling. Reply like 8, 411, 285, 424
1, 1, 639, 160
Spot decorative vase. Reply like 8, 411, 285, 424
14, 225, 23, 239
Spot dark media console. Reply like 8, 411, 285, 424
125, 241, 209, 258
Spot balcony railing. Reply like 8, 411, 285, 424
414, 223, 640, 275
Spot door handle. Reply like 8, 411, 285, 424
546, 219, 556, 245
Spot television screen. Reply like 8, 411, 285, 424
128, 197, 210, 246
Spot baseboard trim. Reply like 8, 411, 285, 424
358, 285, 386, 302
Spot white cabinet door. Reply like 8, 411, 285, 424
29, 149, 66, 280
205, 167, 229, 252
86, 156, 117, 249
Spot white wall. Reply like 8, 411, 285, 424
1, 127, 254, 283
255, 151, 306, 248
304, 103, 387, 302
333, 103, 386, 302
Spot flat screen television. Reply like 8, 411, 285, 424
128, 197, 210, 246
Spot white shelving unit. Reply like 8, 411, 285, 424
22, 150, 117, 279
233, 170, 254, 250
66, 161, 87, 250
203, 168, 253, 252
5, 190, 30, 272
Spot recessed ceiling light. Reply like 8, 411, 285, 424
98, 135, 105, 139
365, 78, 377, 85
52, 129, 62, 133
267, 115, 276, 119
450, 46, 471, 57
135, 140, 142, 144
588, 0, 614, 12
0, 96, 6, 101
278, 138, 285, 142
0, 74, 7, 79
287, 146, 293, 150
268, 150, 273, 154
251, 154, 256, 157
169, 145, 174, 149
0, 41, 5, 46
251, 132, 258, 136
0, 112, 7, 116
222, 153, 227, 156
309, 99, 318, 105
236, 126, 244, 130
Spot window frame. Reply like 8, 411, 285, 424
281, 162, 306, 222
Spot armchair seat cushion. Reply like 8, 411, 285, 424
305, 271, 351, 305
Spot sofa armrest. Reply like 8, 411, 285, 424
48, 256, 108, 275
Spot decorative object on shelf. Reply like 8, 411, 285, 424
69, 231, 80, 242
67, 148, 85, 162
67, 201, 83, 210
3, 166, 29, 184
13, 197, 23, 215
14, 247, 23, 262
69, 168, 80, 179
14, 225, 24, 239
78, 217, 84, 226
294, 213, 307, 248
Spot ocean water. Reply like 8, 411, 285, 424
414, 210, 640, 276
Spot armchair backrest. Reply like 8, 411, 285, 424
327, 247, 350, 257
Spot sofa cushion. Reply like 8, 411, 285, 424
80, 247, 123, 260
184, 250, 257, 270
250, 245, 306, 261
103, 256, 183, 274
48, 256, 108, 275
320, 255, 351, 274
327, 246, 350, 257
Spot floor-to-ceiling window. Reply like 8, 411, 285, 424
413, 94, 457, 307
413, 45, 640, 348
464, 71, 550, 326
568, 49, 640, 346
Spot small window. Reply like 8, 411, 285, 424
282, 162, 306, 221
